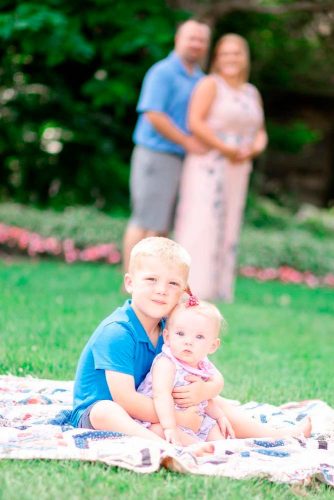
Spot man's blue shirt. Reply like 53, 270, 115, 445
133, 52, 204, 156
70, 300, 164, 427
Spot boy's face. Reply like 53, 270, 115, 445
164, 308, 220, 367
124, 256, 188, 326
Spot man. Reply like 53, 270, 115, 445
123, 20, 211, 270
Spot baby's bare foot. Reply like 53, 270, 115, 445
187, 442, 215, 456
292, 417, 312, 438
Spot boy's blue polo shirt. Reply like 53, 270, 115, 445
133, 51, 204, 156
70, 299, 164, 427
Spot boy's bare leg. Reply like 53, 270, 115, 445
90, 400, 165, 442
215, 397, 311, 438
90, 401, 216, 455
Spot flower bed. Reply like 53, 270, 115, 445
239, 265, 334, 288
0, 223, 121, 264
1, 222, 334, 289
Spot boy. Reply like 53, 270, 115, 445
70, 237, 223, 441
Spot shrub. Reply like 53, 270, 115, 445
0, 203, 127, 248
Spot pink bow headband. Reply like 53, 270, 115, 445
185, 286, 200, 307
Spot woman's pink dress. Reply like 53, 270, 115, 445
175, 75, 264, 301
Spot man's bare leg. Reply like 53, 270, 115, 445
122, 224, 147, 273
122, 224, 167, 272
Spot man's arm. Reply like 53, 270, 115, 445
145, 111, 206, 154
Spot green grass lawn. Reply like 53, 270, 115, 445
1, 258, 333, 499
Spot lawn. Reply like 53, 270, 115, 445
1, 258, 333, 499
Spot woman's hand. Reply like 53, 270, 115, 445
172, 375, 207, 407
220, 145, 240, 162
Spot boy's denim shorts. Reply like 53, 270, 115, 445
77, 403, 96, 429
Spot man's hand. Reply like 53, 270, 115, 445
172, 375, 208, 407
183, 136, 208, 155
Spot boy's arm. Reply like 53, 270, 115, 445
172, 369, 224, 407
105, 370, 159, 423
105, 369, 202, 431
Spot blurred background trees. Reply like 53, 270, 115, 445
0, 0, 333, 211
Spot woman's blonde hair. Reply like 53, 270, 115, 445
210, 33, 250, 82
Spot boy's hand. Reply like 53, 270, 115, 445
172, 375, 207, 407
175, 405, 202, 432
164, 427, 182, 446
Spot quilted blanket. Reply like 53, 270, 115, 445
1, 375, 334, 486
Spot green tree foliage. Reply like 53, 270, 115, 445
0, 1, 184, 209
0, 1, 333, 209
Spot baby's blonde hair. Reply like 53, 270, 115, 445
167, 299, 227, 337
129, 237, 191, 276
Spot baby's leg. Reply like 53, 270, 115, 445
149, 423, 200, 446
206, 423, 226, 441
89, 400, 164, 442
215, 397, 311, 439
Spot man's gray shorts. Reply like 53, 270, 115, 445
129, 145, 183, 233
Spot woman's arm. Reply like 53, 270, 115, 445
236, 89, 268, 162
236, 126, 268, 162
188, 76, 239, 160
145, 112, 207, 154
250, 126, 268, 157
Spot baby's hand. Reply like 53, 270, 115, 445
164, 427, 182, 446
175, 405, 202, 432
217, 415, 235, 439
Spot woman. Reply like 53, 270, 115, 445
175, 34, 267, 302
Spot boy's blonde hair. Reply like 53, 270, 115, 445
129, 237, 191, 275
167, 299, 227, 337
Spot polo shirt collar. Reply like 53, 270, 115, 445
126, 299, 164, 347
168, 51, 202, 78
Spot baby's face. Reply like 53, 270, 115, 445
164, 308, 220, 367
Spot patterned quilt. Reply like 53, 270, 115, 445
1, 375, 334, 487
